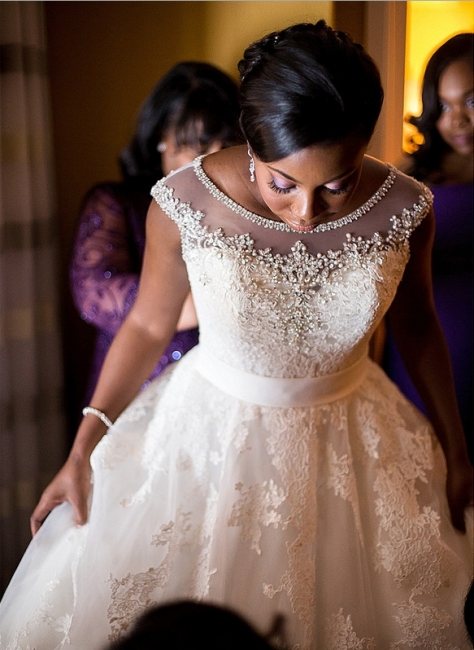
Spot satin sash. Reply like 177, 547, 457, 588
194, 347, 368, 407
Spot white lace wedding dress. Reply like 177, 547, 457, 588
0, 158, 472, 650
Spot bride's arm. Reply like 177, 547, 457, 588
31, 200, 189, 534
386, 207, 473, 531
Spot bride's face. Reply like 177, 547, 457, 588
252, 135, 368, 233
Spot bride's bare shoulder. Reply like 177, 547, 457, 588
203, 145, 248, 185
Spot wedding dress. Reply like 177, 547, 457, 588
0, 157, 472, 650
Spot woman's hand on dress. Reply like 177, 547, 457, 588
30, 453, 92, 536
446, 459, 473, 532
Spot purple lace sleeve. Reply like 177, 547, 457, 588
70, 185, 140, 336
71, 182, 199, 404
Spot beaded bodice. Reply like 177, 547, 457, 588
151, 159, 432, 378
194, 156, 398, 233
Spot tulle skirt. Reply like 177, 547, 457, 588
0, 347, 472, 649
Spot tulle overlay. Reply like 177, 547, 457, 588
1, 160, 472, 649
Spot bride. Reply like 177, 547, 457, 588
1, 20, 472, 650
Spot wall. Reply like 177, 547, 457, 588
202, 1, 332, 71
365, 1, 407, 165
44, 1, 333, 438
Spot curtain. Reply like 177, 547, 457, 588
0, 1, 66, 596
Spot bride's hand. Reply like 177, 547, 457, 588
30, 453, 92, 536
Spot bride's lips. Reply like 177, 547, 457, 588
285, 213, 338, 232
286, 221, 317, 232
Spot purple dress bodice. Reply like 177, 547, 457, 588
384, 182, 473, 446
70, 182, 199, 403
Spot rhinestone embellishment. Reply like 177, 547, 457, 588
193, 156, 397, 234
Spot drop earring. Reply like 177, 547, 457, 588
248, 147, 255, 183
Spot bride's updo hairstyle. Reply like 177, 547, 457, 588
238, 20, 384, 162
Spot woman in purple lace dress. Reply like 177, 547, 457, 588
384, 34, 473, 457
70, 61, 244, 402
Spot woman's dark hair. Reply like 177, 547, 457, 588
106, 600, 281, 650
119, 61, 244, 185
238, 20, 384, 162
404, 32, 474, 182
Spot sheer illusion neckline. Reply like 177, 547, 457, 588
194, 156, 397, 234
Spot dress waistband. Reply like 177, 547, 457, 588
194, 348, 368, 407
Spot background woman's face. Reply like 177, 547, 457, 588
436, 59, 474, 156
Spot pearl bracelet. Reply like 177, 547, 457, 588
82, 406, 113, 429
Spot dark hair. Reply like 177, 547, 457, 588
119, 61, 244, 185
404, 32, 474, 181
238, 20, 384, 162
106, 600, 281, 650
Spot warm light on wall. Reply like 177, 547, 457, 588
404, 1, 474, 152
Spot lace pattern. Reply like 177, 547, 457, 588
2, 163, 472, 650
70, 182, 198, 400
151, 174, 432, 377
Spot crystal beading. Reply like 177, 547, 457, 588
151, 172, 432, 349
193, 156, 397, 234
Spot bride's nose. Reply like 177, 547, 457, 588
292, 193, 324, 222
